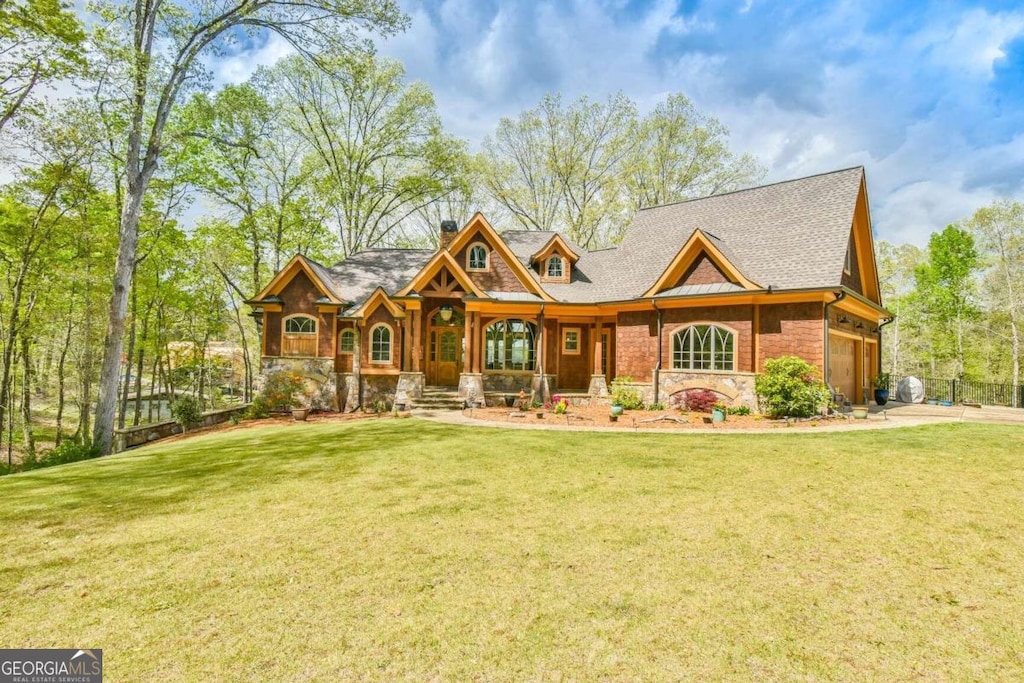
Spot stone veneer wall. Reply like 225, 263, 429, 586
658, 371, 758, 409
259, 357, 338, 410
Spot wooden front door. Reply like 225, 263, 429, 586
829, 336, 856, 402
428, 327, 463, 386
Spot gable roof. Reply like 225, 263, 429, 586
259, 167, 879, 311
605, 166, 866, 300
251, 254, 347, 304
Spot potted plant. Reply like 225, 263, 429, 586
610, 403, 624, 418
852, 405, 869, 419
711, 402, 727, 423
292, 403, 310, 421
872, 373, 891, 406
533, 401, 544, 418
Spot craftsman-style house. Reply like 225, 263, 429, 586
247, 167, 890, 410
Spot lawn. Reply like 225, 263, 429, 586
2, 420, 1023, 681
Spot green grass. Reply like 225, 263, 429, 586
2, 421, 1023, 681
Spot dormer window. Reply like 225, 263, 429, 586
467, 243, 489, 271
546, 255, 564, 279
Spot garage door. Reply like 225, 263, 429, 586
829, 336, 856, 401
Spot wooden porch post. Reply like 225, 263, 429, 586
411, 310, 421, 372
402, 314, 411, 370
472, 312, 482, 373
463, 308, 472, 373
593, 324, 603, 375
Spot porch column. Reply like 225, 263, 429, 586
472, 312, 482, 373
463, 308, 472, 373
402, 314, 411, 370
593, 324, 603, 375
411, 309, 421, 372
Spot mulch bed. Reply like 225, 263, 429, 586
465, 404, 867, 430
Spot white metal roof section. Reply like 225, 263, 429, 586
484, 290, 544, 302
654, 282, 747, 297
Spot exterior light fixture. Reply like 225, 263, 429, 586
440, 304, 454, 322
249, 307, 264, 332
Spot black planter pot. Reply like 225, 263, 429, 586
874, 389, 890, 406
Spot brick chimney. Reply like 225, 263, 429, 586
439, 220, 458, 251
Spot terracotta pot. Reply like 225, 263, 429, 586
291, 408, 309, 421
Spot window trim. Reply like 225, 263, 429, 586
338, 328, 355, 354
466, 242, 490, 272
483, 318, 538, 372
369, 323, 393, 364
844, 246, 852, 276
283, 314, 317, 335
545, 254, 564, 280
670, 322, 736, 372
562, 327, 581, 355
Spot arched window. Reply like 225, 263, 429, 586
546, 255, 564, 279
338, 329, 355, 354
284, 315, 316, 334
468, 243, 489, 271
370, 324, 392, 363
672, 324, 735, 371
282, 315, 317, 356
485, 319, 537, 371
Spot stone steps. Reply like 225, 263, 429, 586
415, 386, 464, 410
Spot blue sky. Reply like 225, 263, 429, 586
213, 0, 1024, 246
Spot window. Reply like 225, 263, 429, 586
671, 324, 735, 371
282, 315, 318, 356
562, 328, 580, 355
844, 247, 852, 275
485, 319, 537, 371
370, 324, 392, 363
285, 316, 316, 334
338, 329, 355, 354
468, 244, 489, 271
546, 255, 564, 279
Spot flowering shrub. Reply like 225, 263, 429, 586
251, 371, 306, 415
610, 377, 644, 410
546, 394, 569, 414
681, 389, 719, 413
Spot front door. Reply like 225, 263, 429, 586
428, 327, 463, 386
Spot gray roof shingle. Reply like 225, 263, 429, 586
307, 167, 867, 307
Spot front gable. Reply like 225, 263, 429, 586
530, 234, 580, 285
250, 254, 345, 305
446, 213, 553, 300
396, 250, 486, 298
643, 229, 760, 297
350, 287, 406, 319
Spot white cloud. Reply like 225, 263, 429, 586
925, 8, 1024, 80
213, 33, 296, 86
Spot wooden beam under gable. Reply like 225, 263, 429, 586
642, 229, 760, 297
396, 250, 486, 298
445, 212, 554, 301
851, 174, 882, 304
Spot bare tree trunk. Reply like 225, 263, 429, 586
20, 336, 35, 458
94, 185, 148, 454
55, 316, 72, 447
118, 280, 137, 429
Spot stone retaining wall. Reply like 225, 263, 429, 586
113, 405, 250, 453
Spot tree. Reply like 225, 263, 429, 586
876, 240, 927, 377
914, 225, 980, 379
0, 0, 84, 132
482, 91, 764, 248
624, 93, 763, 211
267, 50, 466, 256
89, 0, 408, 454
966, 201, 1024, 401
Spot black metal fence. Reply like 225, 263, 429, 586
886, 375, 1024, 408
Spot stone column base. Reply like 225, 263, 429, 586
588, 374, 609, 397
458, 373, 486, 406
532, 374, 556, 403
396, 372, 425, 408
337, 372, 359, 412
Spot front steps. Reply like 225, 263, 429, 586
414, 386, 465, 411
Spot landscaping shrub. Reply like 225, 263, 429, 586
682, 389, 719, 413
727, 405, 751, 416
610, 376, 644, 410
170, 396, 204, 432
245, 395, 271, 419
755, 356, 830, 418
646, 402, 667, 411
13, 440, 101, 474
260, 371, 306, 410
